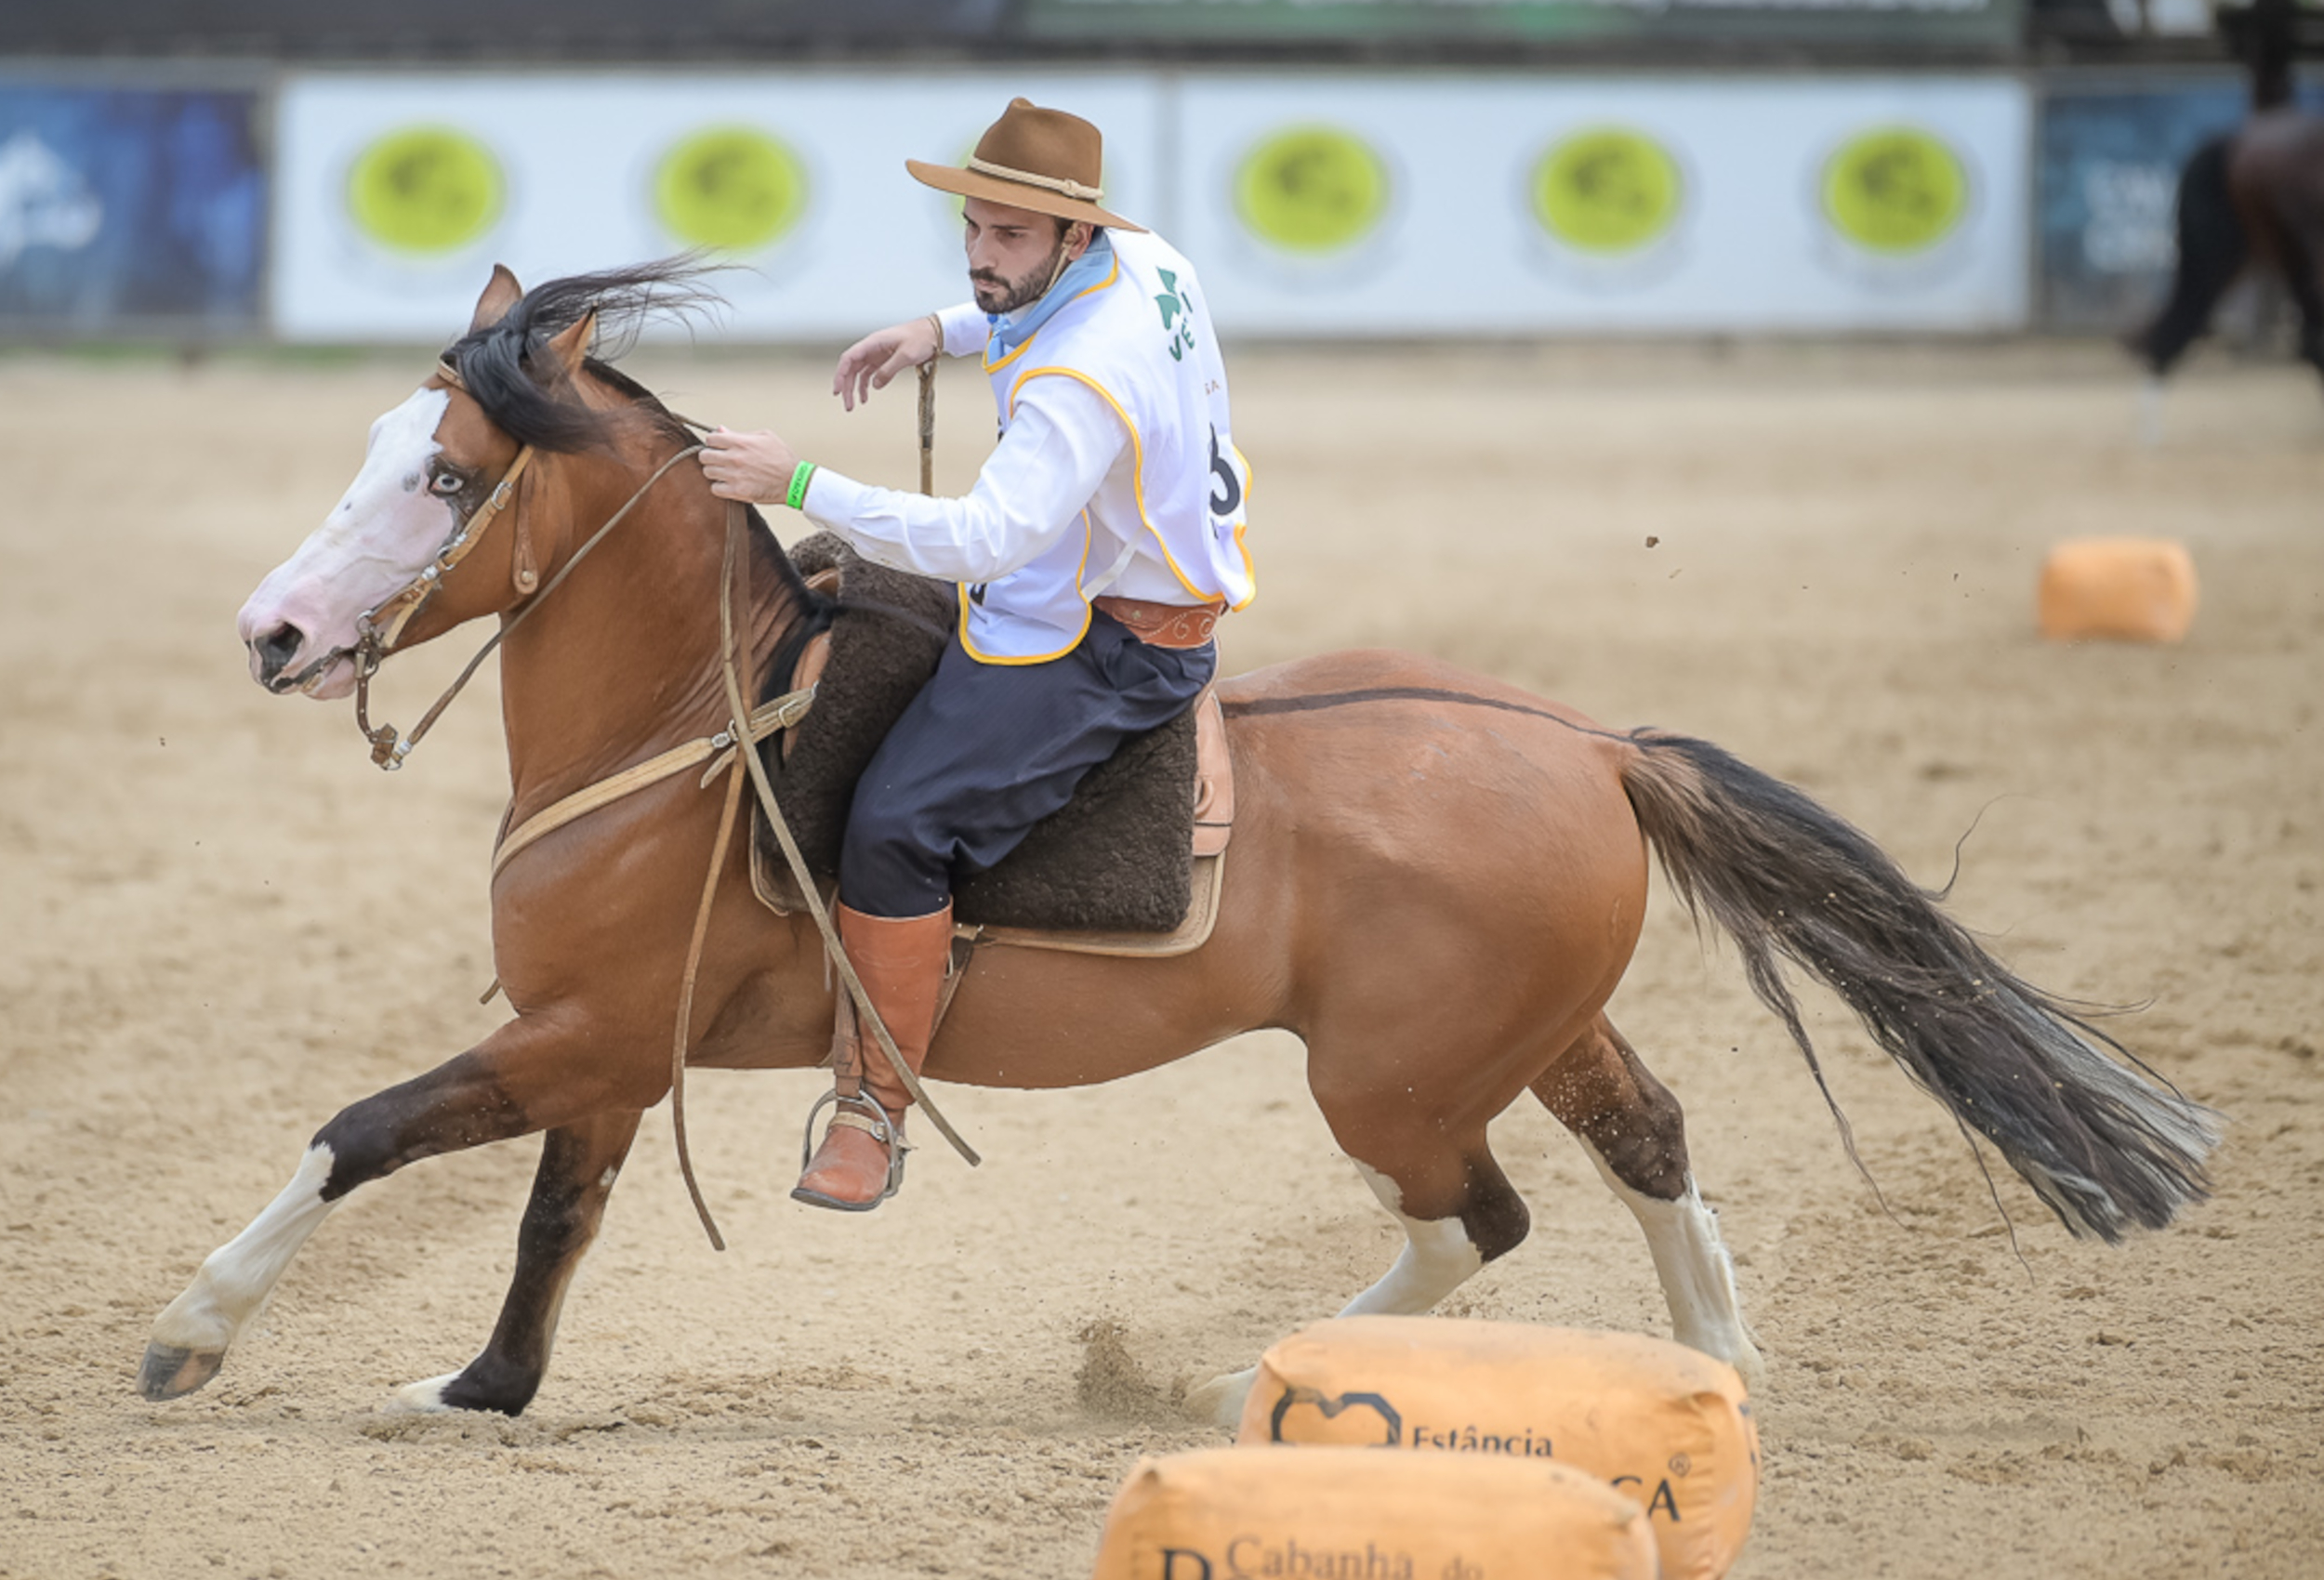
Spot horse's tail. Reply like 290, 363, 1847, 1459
2135, 135, 2247, 376
1618, 729, 2218, 1244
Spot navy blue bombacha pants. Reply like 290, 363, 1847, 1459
838, 610, 1216, 920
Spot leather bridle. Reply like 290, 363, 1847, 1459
348, 358, 685, 771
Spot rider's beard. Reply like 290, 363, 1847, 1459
970, 235, 1069, 316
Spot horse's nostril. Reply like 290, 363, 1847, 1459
255, 622, 305, 678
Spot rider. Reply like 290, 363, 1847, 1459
701, 97, 1254, 1214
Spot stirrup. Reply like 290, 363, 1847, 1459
792, 1089, 911, 1212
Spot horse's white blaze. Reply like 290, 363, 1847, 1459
236, 386, 456, 698
1341, 1160, 1486, 1318
1580, 1141, 1763, 1388
150, 1143, 339, 1355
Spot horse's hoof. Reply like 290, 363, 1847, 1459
1184, 1365, 1257, 1429
388, 1373, 460, 1414
139, 1341, 224, 1401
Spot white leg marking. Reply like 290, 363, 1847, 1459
1340, 1161, 1486, 1318
151, 1144, 339, 1355
390, 1370, 465, 1414
1185, 1365, 1259, 1430
1580, 1140, 1763, 1389
2138, 376, 2167, 449
1184, 1163, 1488, 1431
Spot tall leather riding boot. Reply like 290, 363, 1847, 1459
792, 901, 953, 1212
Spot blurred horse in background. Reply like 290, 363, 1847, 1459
2134, 110, 2324, 396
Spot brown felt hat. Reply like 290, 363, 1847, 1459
906, 98, 1144, 232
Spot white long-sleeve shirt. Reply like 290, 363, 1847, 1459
799, 302, 1207, 611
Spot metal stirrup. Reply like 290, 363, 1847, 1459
799, 1090, 911, 1203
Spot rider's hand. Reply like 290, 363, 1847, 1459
832, 315, 940, 413
700, 427, 800, 505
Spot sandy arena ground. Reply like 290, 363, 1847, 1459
2, 338, 2320, 1579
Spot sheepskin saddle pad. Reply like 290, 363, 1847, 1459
751, 533, 1198, 933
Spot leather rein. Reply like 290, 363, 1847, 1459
342, 358, 978, 1249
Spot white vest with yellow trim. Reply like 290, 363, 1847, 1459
964, 230, 1254, 664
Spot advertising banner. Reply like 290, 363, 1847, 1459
1018, 0, 2025, 53
2038, 77, 2324, 331
272, 71, 2031, 341
1171, 75, 2031, 335
271, 72, 1164, 342
0, 83, 265, 334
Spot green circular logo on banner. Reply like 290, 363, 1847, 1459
1531, 127, 1684, 256
1235, 126, 1389, 255
654, 127, 809, 252
1821, 127, 1968, 256
347, 126, 503, 254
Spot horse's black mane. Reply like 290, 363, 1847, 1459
442, 257, 836, 681
441, 257, 722, 454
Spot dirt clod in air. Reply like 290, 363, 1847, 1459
1076, 1320, 1169, 1420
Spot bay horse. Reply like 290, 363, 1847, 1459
145, 261, 2216, 1424
2134, 107, 2324, 394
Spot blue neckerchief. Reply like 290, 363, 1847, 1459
984, 231, 1114, 362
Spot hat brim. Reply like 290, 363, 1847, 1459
906, 159, 1145, 233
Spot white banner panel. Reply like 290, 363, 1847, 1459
1170, 74, 2032, 334
271, 72, 1165, 342
272, 71, 2031, 340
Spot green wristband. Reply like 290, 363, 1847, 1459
785, 461, 818, 511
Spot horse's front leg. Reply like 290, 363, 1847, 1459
393, 1108, 642, 1415
140, 1022, 656, 1402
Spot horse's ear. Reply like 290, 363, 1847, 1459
469, 265, 523, 333
542, 309, 598, 377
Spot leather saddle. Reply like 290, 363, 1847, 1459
748, 535, 1234, 959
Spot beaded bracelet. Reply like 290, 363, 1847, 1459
785, 461, 818, 511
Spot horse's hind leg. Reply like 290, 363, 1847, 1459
393, 1108, 642, 1415
2135, 138, 2247, 387
2268, 210, 2324, 386
1186, 1099, 1533, 1427
1532, 1015, 1763, 1388
1336, 1150, 1528, 1317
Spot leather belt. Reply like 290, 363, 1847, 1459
1094, 594, 1225, 650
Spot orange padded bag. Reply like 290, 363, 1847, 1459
1238, 1318, 1757, 1580
2038, 538, 2198, 642
1091, 1445, 1659, 1580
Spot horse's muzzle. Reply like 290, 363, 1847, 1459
249, 625, 355, 699
251, 621, 306, 689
